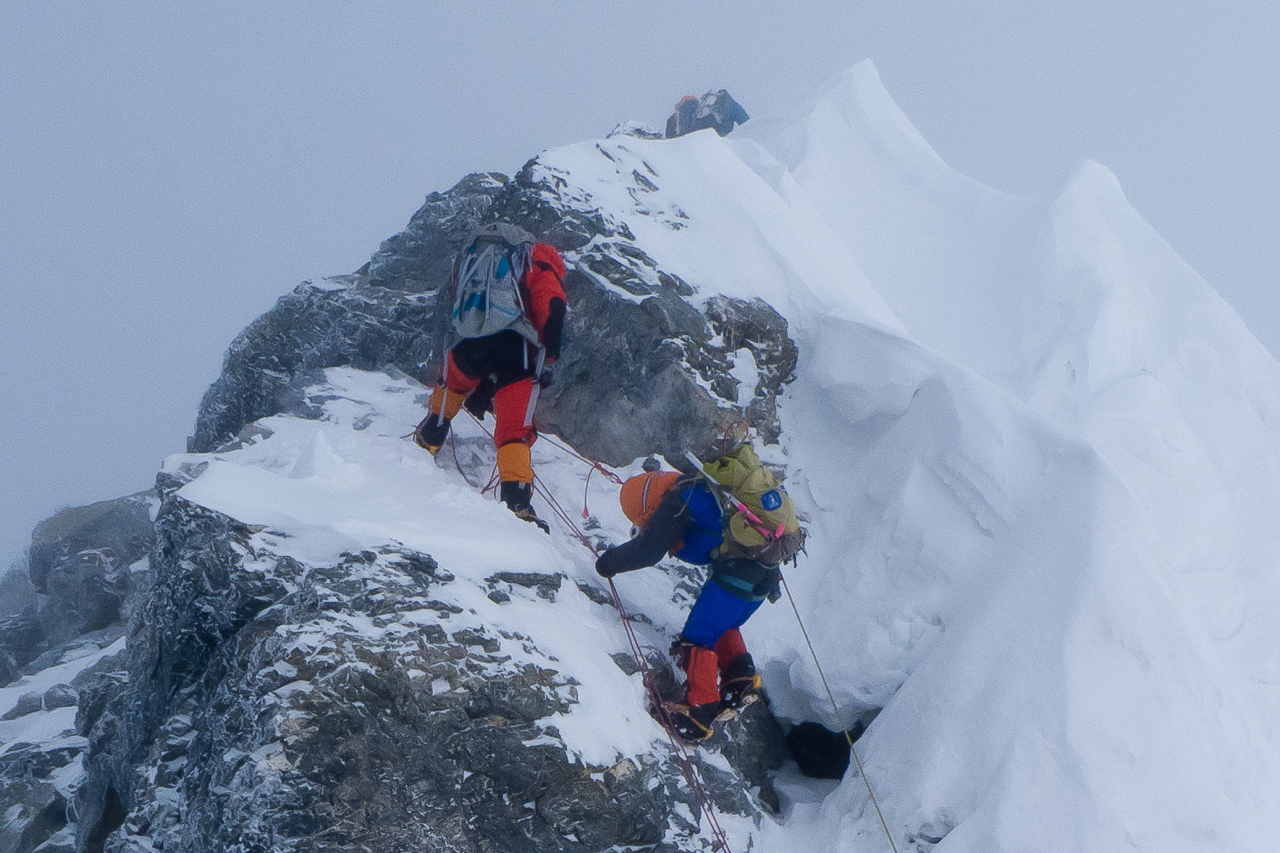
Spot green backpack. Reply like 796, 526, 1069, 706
688, 443, 805, 565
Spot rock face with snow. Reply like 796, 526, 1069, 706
75, 371, 787, 852
7, 135, 802, 849
7, 59, 1280, 853
0, 495, 150, 853
191, 163, 797, 467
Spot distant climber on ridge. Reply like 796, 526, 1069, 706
415, 223, 567, 532
595, 441, 803, 741
664, 90, 750, 139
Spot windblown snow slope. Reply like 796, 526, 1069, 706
158, 61, 1280, 852
532, 60, 1280, 850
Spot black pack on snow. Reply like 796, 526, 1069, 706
451, 223, 539, 343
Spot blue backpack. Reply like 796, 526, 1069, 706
452, 223, 538, 343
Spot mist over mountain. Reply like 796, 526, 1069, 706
3, 61, 1277, 853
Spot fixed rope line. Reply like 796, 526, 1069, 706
780, 573, 899, 853
458, 410, 622, 485
524, 429, 623, 518
405, 424, 495, 491
460, 411, 621, 517
532, 474, 597, 552
541, 433, 624, 483
527, 471, 736, 852
439, 412, 736, 850
607, 578, 735, 853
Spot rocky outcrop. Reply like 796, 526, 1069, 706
0, 561, 36, 621
187, 276, 442, 456
0, 492, 152, 686
25, 494, 153, 652
188, 171, 512, 456
68, 467, 784, 852
190, 159, 797, 466
7, 128, 802, 852
0, 495, 151, 853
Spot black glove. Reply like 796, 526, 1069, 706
463, 377, 496, 419
595, 551, 617, 578
537, 367, 554, 389
763, 568, 783, 603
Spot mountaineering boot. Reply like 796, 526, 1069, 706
414, 413, 451, 456
500, 481, 550, 533
660, 643, 722, 740
719, 653, 762, 712
659, 701, 720, 743
712, 630, 761, 711
419, 382, 470, 454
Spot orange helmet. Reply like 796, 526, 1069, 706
619, 471, 682, 527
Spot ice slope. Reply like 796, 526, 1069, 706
747, 63, 1280, 697
165, 62, 1280, 851
531, 61, 1280, 850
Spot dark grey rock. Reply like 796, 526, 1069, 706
2, 689, 44, 720
187, 278, 444, 455
9, 135, 802, 852
67, 492, 780, 852
1, 493, 152, 694
575, 581, 614, 607
486, 572, 564, 601
0, 740, 81, 853
1, 559, 36, 619
0, 611, 41, 687
24, 493, 153, 653
366, 172, 511, 291
43, 683, 79, 711
190, 157, 797, 467
28, 494, 154, 597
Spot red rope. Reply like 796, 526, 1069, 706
539, 433, 623, 518
606, 578, 735, 853
533, 475, 597, 552
524, 481, 736, 852
541, 434, 624, 484
454, 410, 735, 851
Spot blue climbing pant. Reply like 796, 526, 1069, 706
681, 580, 763, 648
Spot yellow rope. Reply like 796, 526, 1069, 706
780, 574, 900, 853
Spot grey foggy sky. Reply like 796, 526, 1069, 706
1, 2, 1277, 566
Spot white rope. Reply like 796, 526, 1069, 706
780, 573, 900, 853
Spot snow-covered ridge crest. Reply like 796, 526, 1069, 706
5, 61, 1280, 852
120, 367, 769, 850
733, 57, 1280, 674
537, 61, 1280, 849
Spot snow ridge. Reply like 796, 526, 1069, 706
7, 60, 1279, 852
172, 61, 1280, 851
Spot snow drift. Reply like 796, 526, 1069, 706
518, 60, 1280, 849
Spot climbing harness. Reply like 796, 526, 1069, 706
780, 572, 900, 853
